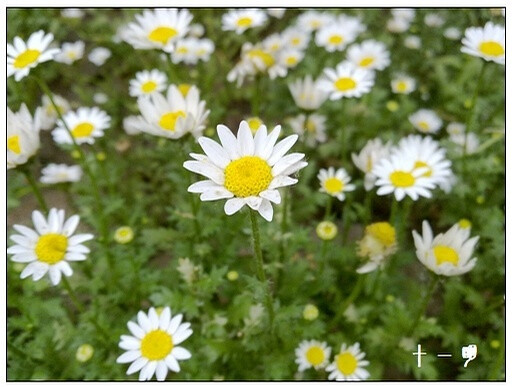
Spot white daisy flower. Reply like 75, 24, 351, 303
450, 133, 480, 155
297, 10, 334, 32
347, 40, 391, 71
278, 48, 304, 69
129, 69, 167, 98
461, 22, 504, 65
444, 27, 461, 40
267, 8, 286, 19
373, 152, 436, 201
40, 94, 71, 130
412, 220, 479, 276
171, 38, 214, 65
244, 117, 266, 134
351, 138, 392, 191
288, 75, 328, 110
123, 115, 144, 136
7, 209, 94, 286
193, 38, 214, 63
93, 92, 108, 105
408, 109, 443, 134
315, 24, 357, 52
357, 222, 398, 274
117, 307, 193, 381
54, 41, 85, 64
40, 164, 83, 184
7, 30, 60, 81
391, 9, 416, 22
404, 35, 422, 49
337, 14, 367, 35
393, 135, 454, 191
262, 33, 285, 53
7, 104, 41, 170
188, 23, 205, 38
424, 13, 445, 27
183, 121, 307, 222
136, 84, 209, 139
61, 8, 84, 18
326, 342, 370, 381
295, 340, 331, 372
446, 122, 466, 136
287, 113, 327, 147
88, 47, 111, 66
120, 9, 193, 53
318, 167, 355, 201
221, 9, 267, 35
391, 74, 416, 95
281, 27, 310, 51
52, 107, 111, 145
318, 61, 375, 100
387, 17, 411, 33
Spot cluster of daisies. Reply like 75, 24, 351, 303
295, 340, 369, 381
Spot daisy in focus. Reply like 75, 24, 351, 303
7, 209, 94, 286
54, 41, 85, 64
295, 340, 331, 372
373, 152, 436, 201
351, 138, 392, 190
222, 9, 267, 34
40, 164, 83, 184
7, 30, 60, 81
119, 9, 193, 52
346, 40, 391, 71
183, 121, 307, 222
7, 104, 41, 170
408, 109, 443, 134
52, 107, 111, 145
288, 75, 328, 110
288, 113, 327, 147
326, 342, 370, 381
318, 167, 355, 202
318, 61, 375, 100
136, 84, 209, 139
461, 21, 505, 65
117, 307, 192, 381
40, 94, 71, 130
391, 74, 416, 94
129, 69, 168, 98
356, 222, 398, 274
412, 220, 479, 276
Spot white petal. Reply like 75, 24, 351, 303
183, 160, 224, 185
172, 328, 193, 345
257, 199, 274, 222
217, 124, 239, 159
200, 187, 234, 201
267, 135, 298, 166
137, 311, 152, 332
155, 361, 168, 381
48, 266, 62, 285
164, 355, 181, 373
268, 175, 298, 189
62, 215, 80, 236
128, 321, 145, 339
32, 210, 49, 234
119, 337, 141, 350
198, 137, 231, 168
139, 361, 157, 381
224, 198, 245, 215
68, 234, 94, 245
117, 350, 141, 363
126, 357, 148, 374
245, 196, 262, 210
259, 189, 281, 204
188, 180, 220, 193
237, 121, 255, 156
13, 224, 39, 240
260, 125, 281, 160
167, 314, 183, 335
271, 153, 305, 176
148, 308, 159, 330
171, 347, 192, 360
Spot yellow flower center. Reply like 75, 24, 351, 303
141, 80, 157, 93
366, 222, 396, 247
328, 34, 343, 45
224, 156, 272, 198
176, 46, 189, 54
71, 122, 95, 138
324, 177, 343, 194
417, 121, 430, 131
14, 49, 41, 69
396, 81, 408, 92
413, 161, 432, 177
433, 245, 459, 266
390, 171, 415, 188
35, 233, 68, 264
7, 135, 21, 154
478, 41, 504, 57
291, 37, 301, 46
458, 219, 471, 229
336, 352, 358, 376
286, 56, 298, 66
247, 117, 263, 133
140, 329, 173, 361
67, 51, 77, 60
236, 17, 253, 27
335, 77, 356, 92
159, 110, 186, 131
305, 119, 316, 133
148, 26, 178, 44
248, 49, 275, 67
305, 346, 325, 366
359, 57, 374, 67
178, 84, 191, 96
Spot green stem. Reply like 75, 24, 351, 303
61, 275, 84, 313
249, 209, 275, 327
341, 197, 353, 244
334, 275, 365, 323
324, 195, 333, 220
279, 189, 289, 262
20, 167, 48, 213
408, 275, 439, 335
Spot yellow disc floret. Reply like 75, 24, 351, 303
224, 156, 272, 198
478, 41, 504, 57
72, 122, 95, 138
359, 57, 374, 67
335, 77, 356, 92
306, 346, 325, 366
140, 329, 173, 360
324, 177, 344, 194
35, 233, 68, 264
366, 222, 396, 247
433, 245, 459, 266
413, 161, 432, 177
336, 352, 358, 375
7, 135, 21, 154
159, 110, 186, 131
148, 27, 178, 44
14, 49, 41, 69
236, 17, 253, 27
141, 81, 157, 93
328, 34, 344, 45
390, 171, 415, 188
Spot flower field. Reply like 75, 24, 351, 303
6, 8, 505, 381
